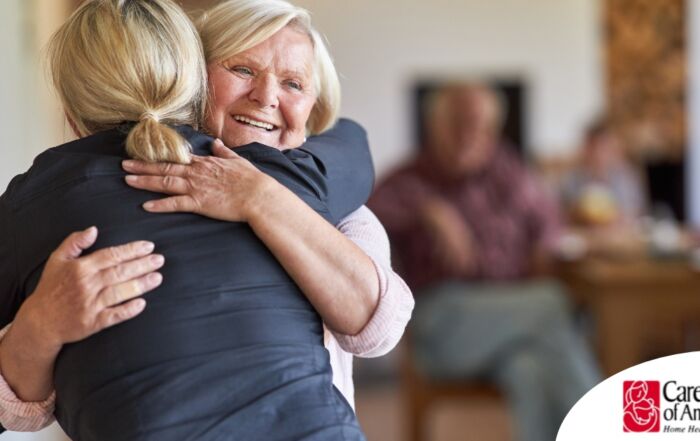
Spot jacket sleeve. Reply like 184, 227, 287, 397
0, 194, 56, 431
295, 118, 375, 221
0, 194, 23, 331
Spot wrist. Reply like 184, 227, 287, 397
244, 174, 282, 223
12, 301, 62, 359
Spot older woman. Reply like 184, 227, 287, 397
0, 0, 412, 437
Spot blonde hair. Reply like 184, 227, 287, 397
48, 0, 208, 164
197, 0, 340, 134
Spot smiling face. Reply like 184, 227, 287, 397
205, 25, 317, 150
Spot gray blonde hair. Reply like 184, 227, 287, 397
48, 0, 208, 164
197, 0, 341, 134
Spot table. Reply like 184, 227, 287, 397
557, 257, 700, 376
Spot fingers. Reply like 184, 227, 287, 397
125, 175, 190, 195
122, 160, 189, 177
99, 253, 164, 287
142, 195, 199, 213
99, 272, 163, 308
96, 298, 148, 330
83, 240, 155, 272
211, 139, 239, 159
54, 226, 98, 260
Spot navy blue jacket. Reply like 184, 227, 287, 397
0, 121, 372, 440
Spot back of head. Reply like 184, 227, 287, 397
197, 0, 340, 134
48, 0, 208, 163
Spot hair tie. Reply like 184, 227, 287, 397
139, 111, 160, 123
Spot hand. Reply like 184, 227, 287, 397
420, 197, 477, 275
16, 226, 164, 354
122, 139, 279, 222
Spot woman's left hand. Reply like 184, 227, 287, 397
122, 140, 278, 222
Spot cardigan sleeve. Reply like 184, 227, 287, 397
0, 324, 57, 431
329, 206, 414, 357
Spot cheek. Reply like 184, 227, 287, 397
284, 97, 316, 131
209, 82, 236, 118
205, 80, 226, 135
208, 70, 244, 112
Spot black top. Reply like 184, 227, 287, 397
0, 121, 372, 440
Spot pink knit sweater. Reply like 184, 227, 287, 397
0, 205, 414, 431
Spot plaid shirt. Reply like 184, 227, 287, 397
369, 146, 561, 291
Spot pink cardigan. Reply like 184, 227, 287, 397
0, 205, 414, 431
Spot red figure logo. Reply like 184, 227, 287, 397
623, 381, 660, 432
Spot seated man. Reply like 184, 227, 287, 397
369, 83, 600, 441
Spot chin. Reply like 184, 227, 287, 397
225, 123, 280, 148
225, 134, 276, 149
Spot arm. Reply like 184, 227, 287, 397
0, 228, 163, 430
368, 168, 439, 236
245, 182, 380, 334
0, 324, 55, 432
329, 206, 414, 357
123, 140, 381, 335
369, 172, 477, 277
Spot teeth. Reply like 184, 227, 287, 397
233, 115, 274, 130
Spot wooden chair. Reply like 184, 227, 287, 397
401, 337, 504, 441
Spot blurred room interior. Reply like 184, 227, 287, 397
2, 0, 700, 440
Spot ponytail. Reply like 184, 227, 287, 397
48, 0, 207, 164
126, 112, 192, 164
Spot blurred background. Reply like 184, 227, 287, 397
2, 0, 700, 440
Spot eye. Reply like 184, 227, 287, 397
285, 80, 303, 91
228, 66, 254, 77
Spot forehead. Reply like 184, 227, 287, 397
225, 26, 314, 77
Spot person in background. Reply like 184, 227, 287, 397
369, 82, 600, 441
562, 119, 646, 228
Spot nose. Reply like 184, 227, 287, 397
249, 74, 279, 109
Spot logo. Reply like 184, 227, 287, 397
623, 381, 660, 432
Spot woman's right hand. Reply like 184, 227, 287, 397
0, 226, 164, 402
122, 139, 278, 223
16, 226, 164, 353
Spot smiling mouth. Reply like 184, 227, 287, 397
233, 115, 277, 132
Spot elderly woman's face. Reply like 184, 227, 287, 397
205, 26, 317, 150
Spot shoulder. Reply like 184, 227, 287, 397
5, 131, 128, 205
331, 118, 368, 138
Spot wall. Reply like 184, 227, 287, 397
0, 0, 30, 191
1, 0, 605, 184
294, 0, 604, 174
0, 0, 69, 191
0, 1, 72, 439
